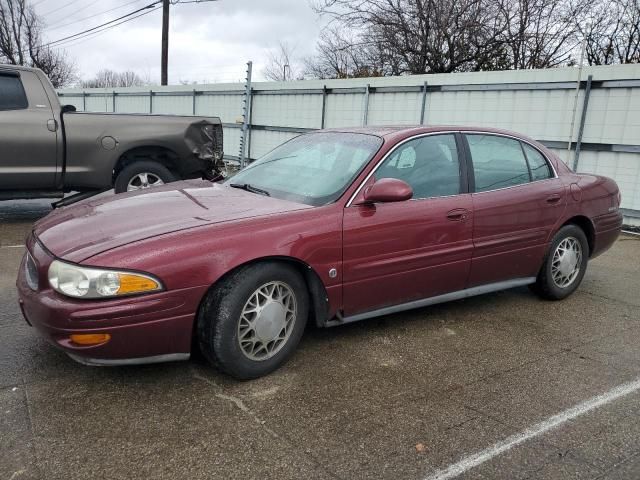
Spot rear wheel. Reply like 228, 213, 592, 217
532, 224, 589, 300
197, 263, 308, 379
114, 160, 176, 193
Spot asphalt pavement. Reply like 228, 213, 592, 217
1, 199, 639, 480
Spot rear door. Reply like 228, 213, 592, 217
464, 133, 566, 287
342, 133, 474, 316
0, 70, 59, 189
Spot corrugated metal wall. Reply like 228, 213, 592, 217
58, 64, 640, 223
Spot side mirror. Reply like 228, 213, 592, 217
61, 104, 76, 113
362, 178, 413, 204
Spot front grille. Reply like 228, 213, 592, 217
25, 252, 39, 291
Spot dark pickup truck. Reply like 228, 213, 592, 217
0, 64, 224, 200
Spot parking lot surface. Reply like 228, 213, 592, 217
1, 199, 639, 480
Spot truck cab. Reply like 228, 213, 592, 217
0, 66, 63, 195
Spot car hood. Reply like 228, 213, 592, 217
34, 180, 311, 262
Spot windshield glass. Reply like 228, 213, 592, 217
225, 132, 383, 206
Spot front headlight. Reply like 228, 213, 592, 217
48, 260, 163, 299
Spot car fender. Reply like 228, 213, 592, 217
82, 205, 345, 320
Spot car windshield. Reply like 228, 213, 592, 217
225, 132, 383, 206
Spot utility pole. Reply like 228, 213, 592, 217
161, 0, 170, 85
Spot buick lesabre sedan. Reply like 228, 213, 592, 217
17, 126, 622, 379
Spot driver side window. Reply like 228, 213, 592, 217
376, 134, 461, 199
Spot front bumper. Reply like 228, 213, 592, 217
16, 237, 208, 366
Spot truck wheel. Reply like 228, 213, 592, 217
114, 161, 176, 193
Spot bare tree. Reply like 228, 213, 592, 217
583, 0, 640, 65
497, 0, 591, 69
304, 26, 397, 78
311, 0, 509, 75
308, 0, 603, 78
0, 0, 76, 87
81, 69, 146, 88
263, 41, 302, 81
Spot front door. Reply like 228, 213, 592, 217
0, 70, 59, 190
464, 133, 566, 286
342, 133, 474, 316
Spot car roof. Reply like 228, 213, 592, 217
322, 125, 533, 140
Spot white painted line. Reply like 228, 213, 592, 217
423, 376, 640, 480
0, 245, 24, 249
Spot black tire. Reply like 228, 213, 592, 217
531, 224, 589, 300
197, 262, 309, 380
114, 160, 176, 194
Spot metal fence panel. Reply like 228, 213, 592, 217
116, 94, 150, 114
324, 93, 366, 128
367, 91, 422, 125
251, 93, 322, 129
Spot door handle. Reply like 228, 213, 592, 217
446, 208, 469, 221
47, 119, 58, 132
546, 194, 561, 204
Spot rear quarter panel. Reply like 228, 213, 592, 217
62, 113, 218, 189
556, 171, 622, 257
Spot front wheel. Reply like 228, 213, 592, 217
114, 160, 176, 194
531, 224, 589, 300
197, 263, 309, 379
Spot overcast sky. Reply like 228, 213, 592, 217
33, 0, 326, 85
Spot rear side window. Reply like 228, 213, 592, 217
0, 74, 28, 110
466, 134, 530, 192
522, 143, 552, 181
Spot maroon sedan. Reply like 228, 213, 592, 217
17, 126, 622, 379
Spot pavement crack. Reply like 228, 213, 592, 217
583, 289, 640, 308
190, 367, 280, 439
190, 366, 345, 480
21, 384, 43, 480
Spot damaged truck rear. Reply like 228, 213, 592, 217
0, 64, 224, 200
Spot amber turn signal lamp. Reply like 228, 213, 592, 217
118, 274, 160, 295
70, 333, 111, 346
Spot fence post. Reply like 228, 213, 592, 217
82, 91, 86, 111
573, 75, 593, 172
239, 61, 253, 168
192, 89, 197, 115
247, 88, 254, 160
363, 84, 370, 126
321, 85, 328, 129
420, 81, 428, 124
149, 90, 153, 113
112, 91, 116, 112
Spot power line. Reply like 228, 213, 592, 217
40, 0, 85, 18
47, 5, 162, 49
45, 0, 146, 31
44, 1, 160, 47
45, 0, 108, 29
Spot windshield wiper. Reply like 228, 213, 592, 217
229, 183, 271, 196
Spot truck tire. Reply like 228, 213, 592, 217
114, 161, 177, 193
